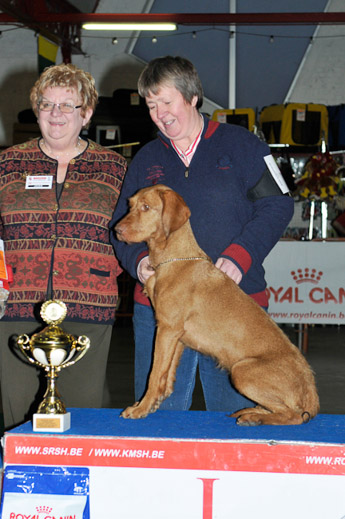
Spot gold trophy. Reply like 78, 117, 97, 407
16, 300, 90, 432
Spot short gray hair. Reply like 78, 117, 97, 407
138, 56, 203, 109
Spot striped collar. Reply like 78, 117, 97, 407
171, 115, 204, 165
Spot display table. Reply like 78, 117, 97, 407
2, 409, 345, 518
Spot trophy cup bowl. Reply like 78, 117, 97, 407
16, 300, 90, 432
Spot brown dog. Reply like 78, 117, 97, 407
115, 184, 319, 425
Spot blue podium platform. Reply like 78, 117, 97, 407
2, 410, 345, 519
6, 407, 345, 443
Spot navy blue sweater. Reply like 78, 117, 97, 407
110, 115, 293, 307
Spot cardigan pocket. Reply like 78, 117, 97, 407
90, 268, 110, 277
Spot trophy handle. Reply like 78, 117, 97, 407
61, 335, 90, 368
16, 334, 47, 369
16, 333, 49, 371
16, 334, 30, 350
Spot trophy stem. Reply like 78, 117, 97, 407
37, 366, 67, 415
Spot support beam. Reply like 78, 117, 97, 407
228, 0, 236, 109
1, 12, 345, 26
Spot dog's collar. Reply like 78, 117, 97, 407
154, 257, 211, 270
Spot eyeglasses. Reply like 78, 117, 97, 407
38, 101, 82, 113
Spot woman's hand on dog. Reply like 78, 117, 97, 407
215, 258, 242, 284
137, 256, 155, 283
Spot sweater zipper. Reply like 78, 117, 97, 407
167, 139, 191, 178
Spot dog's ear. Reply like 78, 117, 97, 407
160, 189, 191, 236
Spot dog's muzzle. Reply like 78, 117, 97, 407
114, 222, 126, 241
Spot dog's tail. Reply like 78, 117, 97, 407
301, 411, 311, 423
301, 384, 320, 423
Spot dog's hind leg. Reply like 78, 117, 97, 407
229, 357, 315, 426
231, 405, 306, 426
121, 327, 184, 419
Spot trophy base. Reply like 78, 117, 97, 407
33, 412, 71, 433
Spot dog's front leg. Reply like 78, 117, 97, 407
121, 327, 184, 419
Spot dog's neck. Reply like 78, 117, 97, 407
148, 220, 208, 268
154, 256, 211, 270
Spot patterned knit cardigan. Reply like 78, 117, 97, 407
0, 138, 126, 324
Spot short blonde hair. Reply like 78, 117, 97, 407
30, 63, 98, 117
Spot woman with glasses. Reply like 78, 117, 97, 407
0, 63, 126, 430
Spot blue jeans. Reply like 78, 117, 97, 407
133, 302, 254, 413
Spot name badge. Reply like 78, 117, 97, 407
25, 175, 53, 189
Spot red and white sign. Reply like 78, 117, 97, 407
264, 241, 345, 324
4, 433, 345, 519
5, 434, 345, 476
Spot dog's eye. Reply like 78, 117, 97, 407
141, 204, 150, 212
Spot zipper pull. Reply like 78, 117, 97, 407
185, 167, 189, 178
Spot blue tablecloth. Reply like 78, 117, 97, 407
7, 409, 345, 445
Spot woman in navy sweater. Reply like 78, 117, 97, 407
111, 56, 293, 413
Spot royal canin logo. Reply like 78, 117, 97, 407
8, 505, 76, 519
291, 268, 323, 284
267, 266, 345, 306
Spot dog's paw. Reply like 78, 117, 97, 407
230, 408, 263, 426
120, 394, 165, 419
121, 402, 148, 419
235, 415, 262, 426
230, 407, 255, 419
